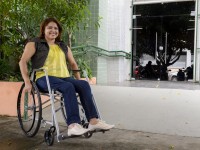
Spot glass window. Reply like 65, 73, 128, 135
132, 1, 195, 81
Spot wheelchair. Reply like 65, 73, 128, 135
17, 69, 102, 146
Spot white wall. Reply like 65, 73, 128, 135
97, 57, 108, 84
98, 0, 132, 83
98, 0, 108, 50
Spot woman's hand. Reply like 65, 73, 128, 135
24, 81, 32, 94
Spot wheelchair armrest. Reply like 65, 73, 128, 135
33, 68, 45, 72
30, 69, 45, 81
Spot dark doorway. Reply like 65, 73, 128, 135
132, 1, 195, 81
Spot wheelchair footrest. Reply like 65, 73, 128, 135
61, 130, 92, 139
90, 129, 109, 133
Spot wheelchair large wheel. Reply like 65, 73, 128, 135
17, 81, 42, 137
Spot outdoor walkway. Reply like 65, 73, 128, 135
1, 80, 200, 150
1, 116, 200, 150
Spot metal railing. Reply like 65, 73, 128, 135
71, 45, 138, 61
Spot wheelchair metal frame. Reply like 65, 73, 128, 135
33, 69, 64, 142
17, 68, 101, 146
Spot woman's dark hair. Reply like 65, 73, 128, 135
39, 18, 62, 41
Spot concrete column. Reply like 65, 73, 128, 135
194, 0, 200, 82
198, 1, 200, 81
97, 0, 132, 83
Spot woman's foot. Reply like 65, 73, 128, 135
88, 119, 114, 131
68, 123, 89, 136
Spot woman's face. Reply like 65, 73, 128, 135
44, 21, 59, 41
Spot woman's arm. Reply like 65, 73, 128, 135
19, 42, 36, 93
67, 46, 81, 80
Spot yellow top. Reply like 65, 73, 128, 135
35, 44, 70, 80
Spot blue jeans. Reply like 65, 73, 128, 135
36, 76, 98, 125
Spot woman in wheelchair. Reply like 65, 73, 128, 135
19, 17, 114, 137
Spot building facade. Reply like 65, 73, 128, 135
75, 0, 200, 83
75, 0, 132, 84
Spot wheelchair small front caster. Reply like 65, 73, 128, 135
44, 126, 56, 146
83, 131, 93, 138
